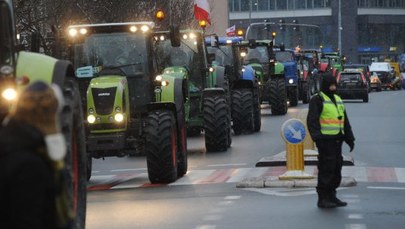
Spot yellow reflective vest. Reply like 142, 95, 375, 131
319, 92, 345, 135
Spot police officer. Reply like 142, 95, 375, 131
307, 73, 355, 208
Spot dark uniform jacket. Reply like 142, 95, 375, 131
307, 93, 355, 143
0, 119, 57, 229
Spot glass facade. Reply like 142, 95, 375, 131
358, 0, 405, 8
229, 0, 331, 12
229, 0, 405, 12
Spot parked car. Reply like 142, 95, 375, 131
344, 63, 371, 92
336, 69, 369, 102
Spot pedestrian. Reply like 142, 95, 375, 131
0, 81, 72, 228
307, 73, 355, 208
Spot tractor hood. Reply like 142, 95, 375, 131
282, 61, 297, 78
161, 66, 188, 80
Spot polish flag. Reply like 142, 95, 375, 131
226, 25, 236, 36
194, 0, 211, 25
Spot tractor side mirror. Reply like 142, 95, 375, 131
169, 25, 181, 47
211, 35, 219, 47
30, 31, 41, 53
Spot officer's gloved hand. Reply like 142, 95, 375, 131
346, 140, 355, 152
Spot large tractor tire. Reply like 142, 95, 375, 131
301, 82, 310, 104
145, 110, 179, 184
231, 89, 254, 135
61, 79, 87, 229
204, 94, 229, 152
288, 86, 299, 107
253, 88, 261, 132
268, 78, 288, 115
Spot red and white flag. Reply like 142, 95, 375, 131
226, 25, 236, 36
194, 0, 211, 25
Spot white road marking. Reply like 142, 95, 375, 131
110, 168, 147, 172
195, 225, 216, 229
367, 186, 405, 190
347, 214, 364, 219
345, 224, 367, 229
224, 196, 241, 200
244, 187, 317, 196
208, 163, 247, 167
394, 168, 405, 182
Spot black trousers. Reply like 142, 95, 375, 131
316, 139, 343, 197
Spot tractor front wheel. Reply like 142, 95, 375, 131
204, 94, 229, 152
145, 110, 178, 183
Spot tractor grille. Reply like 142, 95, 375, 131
92, 87, 117, 115
89, 122, 125, 131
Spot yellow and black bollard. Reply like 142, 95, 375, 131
279, 118, 314, 180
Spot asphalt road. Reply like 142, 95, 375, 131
86, 89, 405, 229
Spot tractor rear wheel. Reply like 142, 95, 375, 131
268, 78, 288, 115
204, 94, 229, 152
231, 89, 254, 135
145, 110, 178, 183
301, 82, 310, 104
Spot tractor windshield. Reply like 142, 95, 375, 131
0, 2, 14, 67
243, 46, 269, 65
206, 45, 233, 66
72, 32, 149, 78
246, 23, 322, 50
275, 51, 294, 62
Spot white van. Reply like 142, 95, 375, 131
369, 62, 395, 87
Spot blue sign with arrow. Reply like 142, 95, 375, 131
281, 119, 307, 144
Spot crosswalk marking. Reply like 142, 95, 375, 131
88, 166, 405, 191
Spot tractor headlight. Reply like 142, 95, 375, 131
79, 28, 87, 35
69, 28, 78, 37
240, 52, 246, 57
88, 108, 94, 114
209, 67, 214, 72
288, 79, 294, 84
87, 115, 96, 124
114, 113, 124, 122
141, 25, 150, 32
161, 80, 169, 87
1, 88, 17, 101
155, 75, 163, 81
130, 26, 138, 33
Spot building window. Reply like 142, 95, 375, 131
296, 0, 307, 9
307, 0, 313, 8
270, 0, 276, 10
314, 0, 325, 8
241, 0, 250, 11
277, 0, 287, 10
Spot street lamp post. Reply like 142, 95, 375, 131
249, 0, 252, 24
338, 0, 342, 54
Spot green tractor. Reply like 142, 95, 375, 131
66, 22, 187, 183
239, 39, 287, 115
205, 36, 261, 135
0, 0, 87, 228
153, 29, 231, 152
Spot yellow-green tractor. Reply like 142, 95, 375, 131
66, 22, 188, 183
0, 0, 87, 228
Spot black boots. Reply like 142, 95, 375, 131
317, 190, 347, 208
330, 191, 347, 207
317, 198, 337, 208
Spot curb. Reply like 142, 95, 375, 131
256, 150, 354, 167
236, 176, 357, 188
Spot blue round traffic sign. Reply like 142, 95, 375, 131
281, 119, 307, 144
